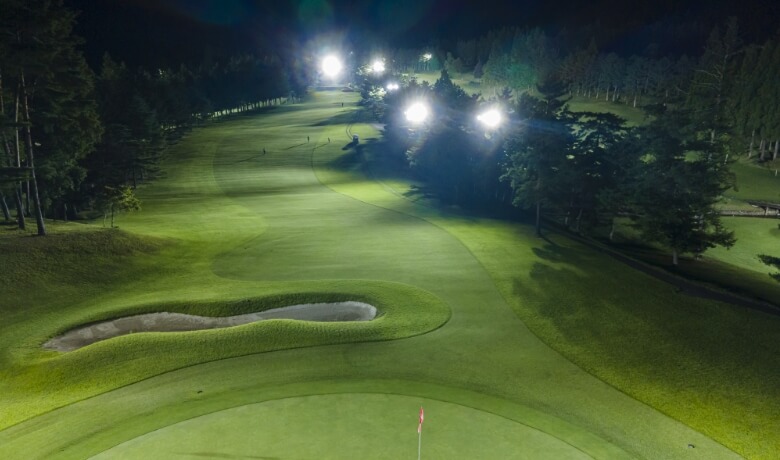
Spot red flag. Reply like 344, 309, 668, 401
418, 406, 424, 433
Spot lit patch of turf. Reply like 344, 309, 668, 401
92, 394, 591, 460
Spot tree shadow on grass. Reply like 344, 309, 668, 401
310, 111, 357, 126
327, 143, 365, 170
511, 240, 780, 411
230, 154, 264, 164
403, 185, 438, 202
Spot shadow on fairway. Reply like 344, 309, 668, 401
284, 142, 308, 150
231, 154, 264, 164
340, 142, 361, 151
311, 111, 357, 126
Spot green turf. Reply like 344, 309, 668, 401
727, 160, 780, 203
93, 394, 591, 460
707, 217, 780, 273
316, 126, 780, 459
0, 91, 774, 460
564, 96, 648, 126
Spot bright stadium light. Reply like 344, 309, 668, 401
422, 53, 433, 61
371, 59, 386, 74
321, 55, 343, 78
405, 102, 429, 124
477, 108, 502, 129
386, 82, 399, 91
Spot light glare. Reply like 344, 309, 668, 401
322, 55, 343, 78
405, 102, 429, 124
386, 82, 399, 91
477, 109, 502, 129
371, 60, 386, 74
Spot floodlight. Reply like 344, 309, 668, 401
371, 60, 386, 74
321, 55, 343, 78
477, 108, 502, 129
386, 82, 399, 91
422, 53, 433, 61
405, 102, 429, 124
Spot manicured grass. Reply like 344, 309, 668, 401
707, 217, 780, 273
0, 91, 772, 460
317, 123, 780, 459
564, 95, 648, 126
94, 394, 591, 459
726, 159, 780, 203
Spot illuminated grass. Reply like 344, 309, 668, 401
727, 160, 780, 203
316, 123, 780, 459
0, 91, 764, 460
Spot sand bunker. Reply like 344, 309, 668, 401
43, 301, 377, 352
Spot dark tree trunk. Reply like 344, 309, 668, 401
575, 207, 583, 232
21, 72, 46, 235
609, 218, 616, 241
14, 188, 24, 229
535, 200, 542, 237
0, 192, 10, 221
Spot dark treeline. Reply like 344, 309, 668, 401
365, 18, 780, 264
0, 0, 302, 234
443, 21, 780, 159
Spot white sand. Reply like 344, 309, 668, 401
43, 302, 377, 352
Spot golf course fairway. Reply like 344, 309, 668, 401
1, 91, 776, 459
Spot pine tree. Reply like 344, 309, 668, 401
0, 0, 102, 233
502, 92, 575, 236
629, 108, 735, 265
688, 19, 742, 143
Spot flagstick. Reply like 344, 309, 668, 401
417, 406, 424, 460
417, 428, 421, 460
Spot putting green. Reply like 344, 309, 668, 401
92, 394, 591, 459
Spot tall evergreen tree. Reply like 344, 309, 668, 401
0, 0, 101, 233
629, 108, 735, 265
502, 92, 575, 236
688, 19, 742, 143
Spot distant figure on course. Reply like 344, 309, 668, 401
328, 137, 331, 143
307, 136, 310, 142
263, 148, 266, 155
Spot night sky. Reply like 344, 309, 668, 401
66, 0, 780, 69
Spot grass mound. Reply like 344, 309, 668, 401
0, 280, 449, 429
